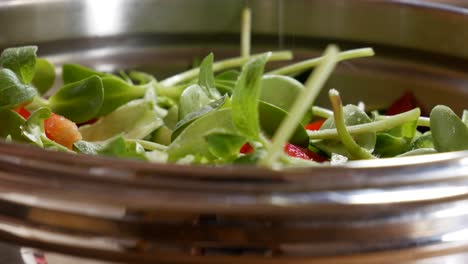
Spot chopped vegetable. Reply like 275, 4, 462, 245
44, 113, 82, 149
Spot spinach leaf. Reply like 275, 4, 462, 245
178, 84, 212, 119
49, 75, 104, 123
177, 54, 224, 120
374, 134, 411, 157
374, 118, 418, 157
326, 90, 375, 160
32, 58, 56, 95
172, 95, 228, 141
258, 101, 309, 147
205, 131, 246, 161
430, 105, 468, 152
167, 108, 235, 162
129, 71, 155, 84
62, 64, 108, 84
151, 126, 173, 145
314, 104, 376, 157
20, 107, 51, 147
215, 70, 239, 94
79, 98, 163, 141
74, 136, 147, 161
231, 53, 270, 140
0, 109, 26, 141
163, 105, 179, 130
0, 68, 37, 109
96, 76, 148, 117
198, 53, 219, 98
260, 74, 310, 125
100, 138, 147, 160
0, 46, 37, 84
409, 131, 434, 150
260, 75, 303, 112
73, 140, 99, 155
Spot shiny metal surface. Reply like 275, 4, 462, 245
0, 0, 468, 263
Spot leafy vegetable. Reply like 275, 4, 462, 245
172, 95, 228, 141
258, 101, 309, 147
231, 53, 270, 140
205, 132, 246, 161
79, 98, 163, 141
0, 46, 37, 84
314, 104, 376, 158
0, 68, 37, 109
74, 136, 147, 160
167, 109, 235, 162
49, 75, 104, 123
0, 109, 26, 141
3, 38, 465, 169
260, 75, 304, 112
151, 126, 173, 146
215, 70, 239, 94
259, 74, 311, 125
20, 107, 70, 152
430, 105, 468, 152
20, 107, 51, 147
177, 54, 224, 121
62, 64, 108, 84
32, 58, 56, 95
374, 114, 418, 157
178, 84, 213, 120
410, 132, 434, 150
198, 53, 220, 98
259, 45, 339, 168
326, 91, 375, 160
97, 76, 148, 117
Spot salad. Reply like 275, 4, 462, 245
0, 10, 467, 169
0, 44, 467, 169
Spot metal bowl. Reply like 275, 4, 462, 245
1, 0, 468, 263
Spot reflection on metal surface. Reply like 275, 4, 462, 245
84, 0, 125, 36
348, 186, 468, 204
442, 228, 468, 242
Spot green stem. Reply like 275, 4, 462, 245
312, 106, 333, 118
375, 114, 430, 127
25, 96, 50, 112
267, 48, 374, 76
308, 108, 421, 140
160, 51, 293, 87
258, 45, 339, 168
156, 84, 187, 101
241, 7, 251, 58
329, 89, 375, 160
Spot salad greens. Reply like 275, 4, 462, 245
0, 43, 467, 169
0, 8, 467, 169
0, 68, 37, 109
